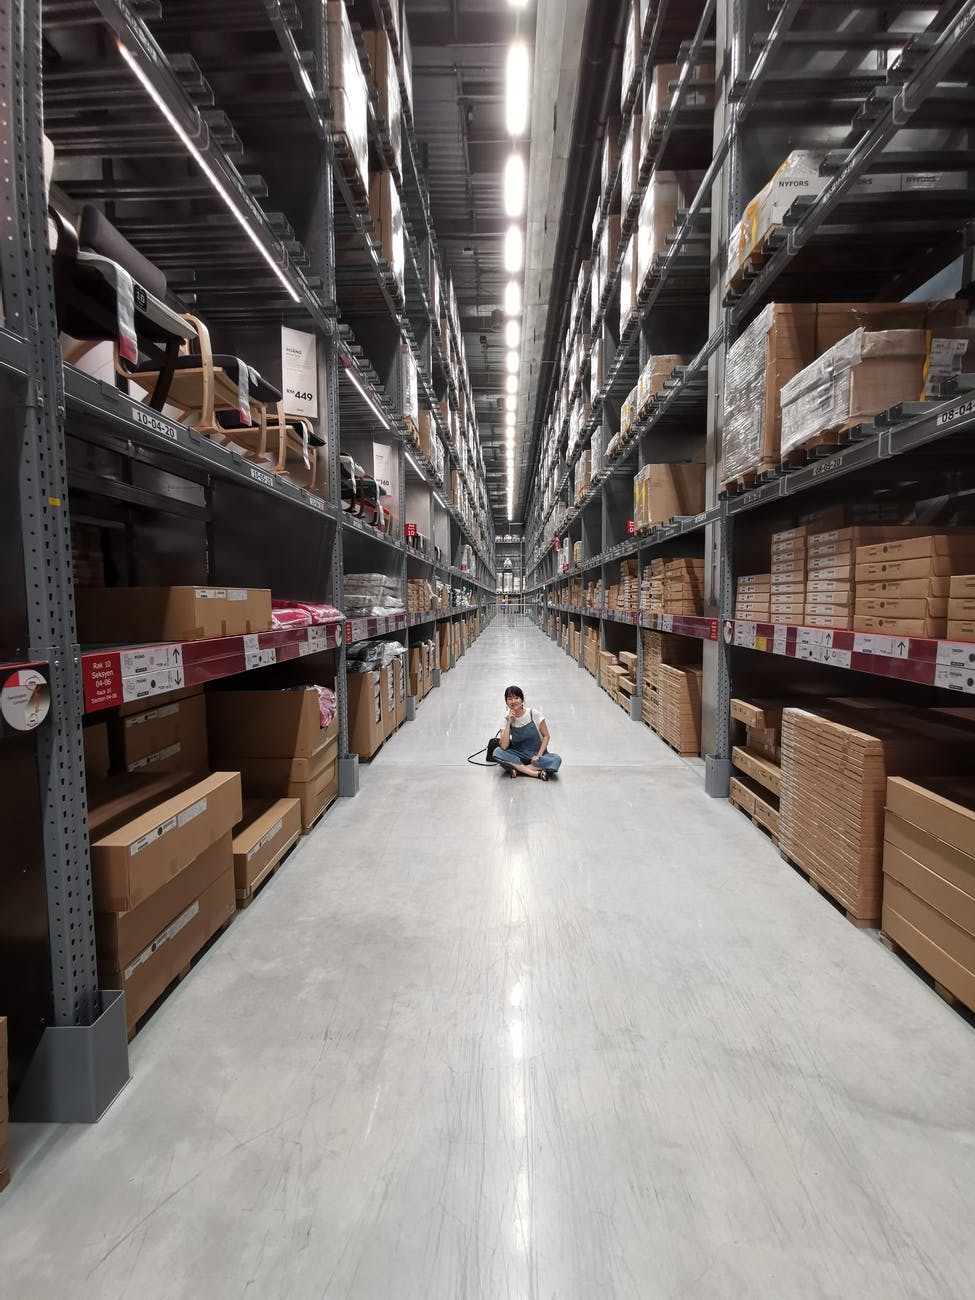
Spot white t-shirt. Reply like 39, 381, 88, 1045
502, 707, 544, 732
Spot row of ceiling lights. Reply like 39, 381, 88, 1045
502, 2, 531, 523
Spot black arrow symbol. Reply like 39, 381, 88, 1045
897, 641, 906, 653
174, 672, 183, 686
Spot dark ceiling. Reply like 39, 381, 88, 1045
405, 0, 538, 523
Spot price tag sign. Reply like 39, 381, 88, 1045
244, 635, 276, 670
281, 325, 319, 418
772, 625, 788, 656
935, 663, 975, 694
936, 640, 975, 670
658, 614, 674, 633
404, 523, 418, 538
733, 621, 757, 649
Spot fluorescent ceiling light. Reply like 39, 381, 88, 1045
506, 351, 519, 375
117, 43, 299, 304
505, 395, 517, 413
503, 152, 527, 218
506, 374, 518, 395
433, 492, 447, 508
343, 362, 391, 429
505, 319, 521, 350
504, 225, 524, 274
506, 42, 531, 136
504, 281, 522, 316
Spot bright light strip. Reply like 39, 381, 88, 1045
117, 43, 300, 303
433, 492, 447, 509
342, 362, 391, 429
505, 395, 517, 413
405, 450, 423, 476
506, 351, 519, 375
506, 374, 518, 395
506, 412, 516, 428
503, 152, 527, 218
506, 42, 531, 136
504, 280, 522, 316
505, 319, 521, 349
504, 225, 524, 274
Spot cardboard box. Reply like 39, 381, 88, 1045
950, 574, 975, 598
363, 28, 402, 174
815, 300, 967, 355
857, 597, 947, 619
230, 718, 338, 785
327, 0, 369, 191
857, 535, 975, 564
99, 840, 236, 1033
856, 557, 969, 582
87, 770, 197, 843
232, 797, 302, 898
91, 772, 243, 912
114, 691, 208, 775
882, 877, 975, 1013
887, 778, 975, 859
637, 172, 679, 289
208, 687, 335, 762
84, 721, 110, 782
348, 671, 384, 758
291, 764, 338, 832
947, 621, 975, 642
858, 577, 950, 598
369, 168, 405, 297
76, 586, 272, 644
853, 615, 946, 638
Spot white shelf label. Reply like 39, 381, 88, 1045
733, 621, 757, 649
120, 667, 182, 702
120, 644, 181, 676
936, 641, 975, 670
935, 664, 975, 694
244, 634, 276, 670
852, 633, 909, 660
823, 647, 852, 669
657, 614, 674, 632
772, 626, 788, 656
796, 627, 827, 662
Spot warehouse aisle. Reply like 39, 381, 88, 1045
3, 615, 975, 1299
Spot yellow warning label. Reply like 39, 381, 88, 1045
48, 497, 61, 507
755, 636, 767, 652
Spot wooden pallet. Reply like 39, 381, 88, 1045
127, 915, 235, 1043
779, 431, 844, 469
878, 933, 975, 1024
779, 850, 878, 929
647, 721, 699, 757
720, 461, 779, 495
301, 788, 339, 836
331, 133, 368, 202
728, 793, 780, 847
236, 833, 301, 910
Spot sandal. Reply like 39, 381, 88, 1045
536, 770, 548, 782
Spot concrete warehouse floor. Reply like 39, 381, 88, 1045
1, 614, 974, 1298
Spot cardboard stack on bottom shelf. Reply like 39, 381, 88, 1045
583, 624, 599, 675
779, 702, 974, 924
410, 638, 437, 700
641, 630, 703, 755
883, 777, 975, 1014
729, 699, 785, 840
598, 649, 638, 709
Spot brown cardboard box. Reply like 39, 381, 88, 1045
857, 535, 975, 564
884, 841, 975, 936
363, 28, 402, 173
857, 597, 947, 619
348, 671, 384, 759
858, 577, 950, 598
208, 687, 334, 762
118, 685, 202, 718
91, 772, 242, 912
290, 762, 338, 832
856, 557, 969, 582
947, 621, 975, 641
887, 777, 975, 858
76, 586, 272, 644
232, 797, 302, 898
84, 721, 110, 782
815, 300, 968, 354
87, 770, 198, 844
731, 699, 785, 729
645, 462, 705, 524
114, 691, 208, 775
380, 663, 397, 740
230, 718, 338, 785
99, 842, 236, 1033
369, 168, 405, 294
882, 877, 975, 1013
950, 574, 975, 598
853, 615, 946, 638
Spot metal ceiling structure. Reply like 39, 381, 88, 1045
406, 0, 586, 524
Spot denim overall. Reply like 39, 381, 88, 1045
495, 711, 562, 773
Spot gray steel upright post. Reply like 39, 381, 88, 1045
5, 0, 128, 1120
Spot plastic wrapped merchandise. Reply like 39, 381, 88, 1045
780, 328, 928, 459
591, 424, 604, 479
637, 354, 687, 415
637, 172, 679, 292
620, 383, 639, 442
620, 0, 640, 112
621, 113, 642, 214
620, 236, 637, 333
720, 303, 817, 485
327, 1, 369, 194
363, 29, 402, 176
401, 342, 418, 435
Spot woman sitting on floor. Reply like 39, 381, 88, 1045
494, 685, 562, 781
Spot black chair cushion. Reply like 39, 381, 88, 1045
79, 205, 167, 301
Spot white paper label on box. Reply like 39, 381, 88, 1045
130, 815, 178, 856
127, 742, 181, 773
124, 901, 200, 981
772, 626, 788, 655
246, 818, 285, 861
125, 703, 179, 728
935, 641, 975, 669
226, 589, 248, 602
120, 644, 181, 677
657, 614, 674, 632
195, 588, 226, 600
934, 664, 975, 694
281, 325, 319, 419
177, 796, 208, 829
734, 622, 757, 649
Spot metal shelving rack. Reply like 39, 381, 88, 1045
1, 0, 495, 1119
524, 0, 975, 792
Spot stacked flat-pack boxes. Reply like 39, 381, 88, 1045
113, 688, 208, 778
663, 558, 705, 615
948, 575, 975, 641
854, 535, 975, 638
583, 625, 599, 676
779, 705, 973, 923
883, 777, 975, 1014
735, 574, 771, 621
641, 630, 703, 753
770, 527, 807, 624
730, 699, 783, 840
91, 772, 242, 1033
619, 560, 639, 610
208, 687, 339, 833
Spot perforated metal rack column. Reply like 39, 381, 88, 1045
3, 0, 128, 1120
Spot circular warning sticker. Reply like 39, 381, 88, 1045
1, 668, 51, 732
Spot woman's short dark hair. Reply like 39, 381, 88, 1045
504, 685, 524, 701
